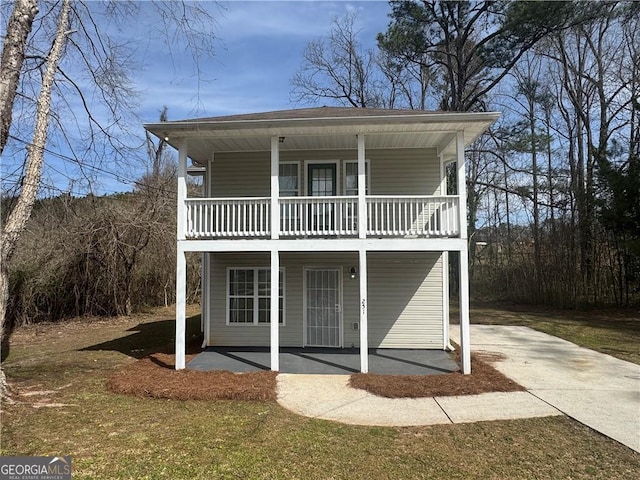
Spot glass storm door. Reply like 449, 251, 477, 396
305, 268, 341, 347
308, 163, 336, 232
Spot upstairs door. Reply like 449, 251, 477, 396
307, 163, 337, 232
305, 268, 342, 347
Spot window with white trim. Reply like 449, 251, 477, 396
279, 162, 299, 197
344, 160, 370, 195
227, 268, 284, 325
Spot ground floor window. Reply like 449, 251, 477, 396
227, 268, 284, 325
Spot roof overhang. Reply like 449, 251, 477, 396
144, 109, 500, 165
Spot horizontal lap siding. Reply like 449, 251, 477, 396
208, 253, 272, 346
208, 253, 360, 347
206, 147, 444, 348
207, 252, 443, 349
210, 152, 269, 196
368, 252, 443, 348
368, 149, 440, 196
209, 148, 441, 196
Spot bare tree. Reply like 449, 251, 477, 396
1, 0, 71, 399
549, 3, 634, 303
291, 12, 387, 108
0, 0, 219, 399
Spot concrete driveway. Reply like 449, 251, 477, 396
277, 325, 639, 453
451, 324, 640, 453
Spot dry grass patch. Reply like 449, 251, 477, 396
349, 352, 524, 398
106, 353, 277, 401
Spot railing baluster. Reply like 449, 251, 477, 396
184, 195, 460, 239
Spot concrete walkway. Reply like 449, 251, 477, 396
276, 325, 640, 453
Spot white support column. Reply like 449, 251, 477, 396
176, 246, 187, 370
270, 249, 280, 371
456, 131, 467, 239
442, 251, 450, 350
459, 246, 471, 374
438, 153, 447, 196
359, 248, 368, 373
201, 158, 212, 346
357, 134, 367, 239
202, 254, 210, 347
456, 130, 471, 374
177, 139, 188, 241
270, 136, 280, 240
175, 139, 188, 370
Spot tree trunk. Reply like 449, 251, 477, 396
0, 0, 39, 156
528, 96, 542, 300
0, 0, 71, 399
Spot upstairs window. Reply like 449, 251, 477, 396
279, 162, 299, 197
344, 161, 370, 196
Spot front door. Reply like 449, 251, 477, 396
308, 163, 337, 197
307, 163, 337, 232
305, 268, 342, 347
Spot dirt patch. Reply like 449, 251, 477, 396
349, 352, 524, 398
106, 353, 277, 401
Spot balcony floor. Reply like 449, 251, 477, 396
187, 347, 458, 375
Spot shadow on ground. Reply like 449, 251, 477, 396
81, 315, 203, 359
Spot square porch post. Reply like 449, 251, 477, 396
456, 130, 471, 374
175, 139, 188, 370
270, 136, 280, 371
439, 153, 450, 350
270, 249, 280, 371
359, 248, 368, 373
357, 134, 368, 373
270, 136, 280, 240
357, 134, 367, 239
176, 247, 187, 370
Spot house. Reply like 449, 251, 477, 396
144, 107, 499, 374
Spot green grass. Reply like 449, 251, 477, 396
469, 305, 640, 364
2, 305, 639, 479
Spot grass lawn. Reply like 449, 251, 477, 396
2, 305, 639, 479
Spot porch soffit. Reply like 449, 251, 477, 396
144, 109, 500, 165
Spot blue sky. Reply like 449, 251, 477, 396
3, 1, 393, 196
140, 0, 392, 121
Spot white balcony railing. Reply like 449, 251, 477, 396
367, 195, 459, 237
185, 195, 459, 239
280, 196, 358, 237
185, 197, 270, 238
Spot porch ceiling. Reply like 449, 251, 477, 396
144, 108, 500, 165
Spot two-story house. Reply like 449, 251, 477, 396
144, 107, 499, 375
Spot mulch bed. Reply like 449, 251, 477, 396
349, 352, 525, 398
107, 351, 523, 402
106, 353, 277, 401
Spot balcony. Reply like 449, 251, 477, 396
184, 195, 460, 239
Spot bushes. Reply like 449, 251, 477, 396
6, 188, 200, 325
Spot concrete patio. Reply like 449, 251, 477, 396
187, 347, 458, 375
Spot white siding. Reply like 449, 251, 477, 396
207, 251, 443, 349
